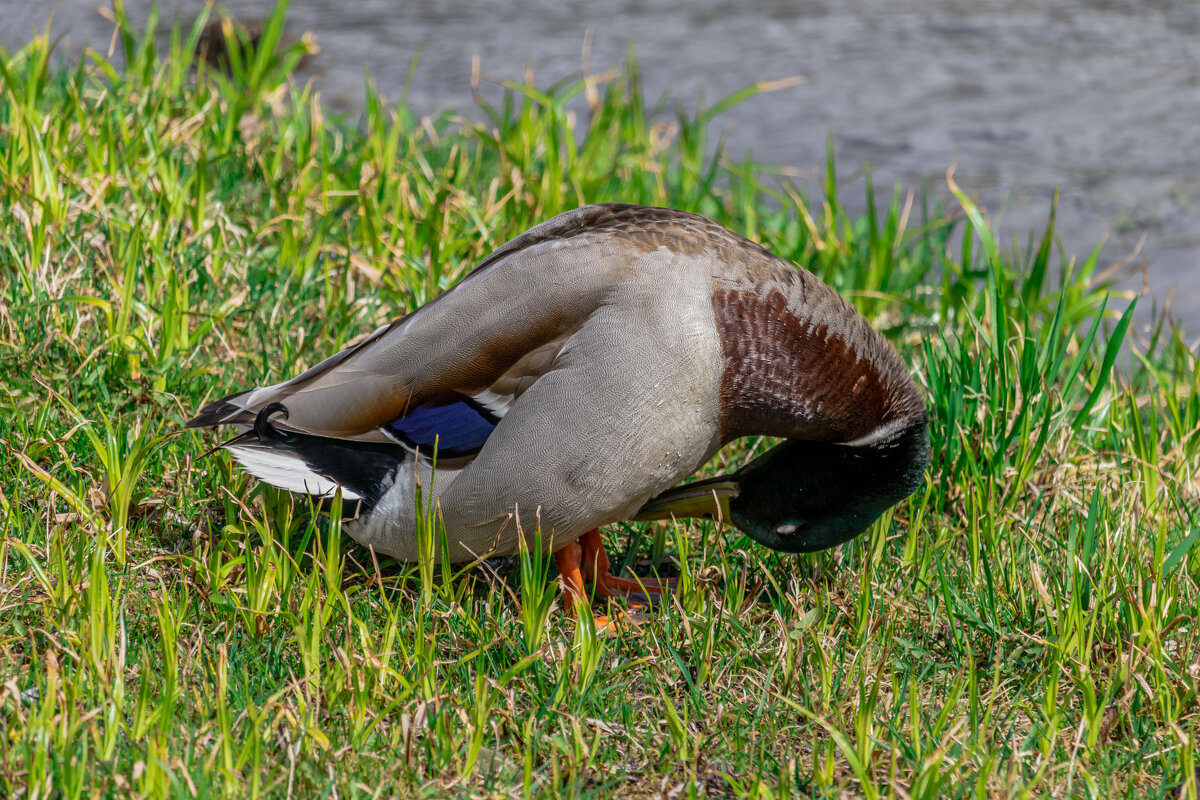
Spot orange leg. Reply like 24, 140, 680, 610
555, 539, 622, 628
554, 528, 675, 628
554, 540, 587, 617
579, 528, 675, 599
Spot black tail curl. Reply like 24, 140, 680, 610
254, 402, 295, 444
230, 401, 411, 514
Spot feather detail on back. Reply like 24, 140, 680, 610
187, 208, 658, 439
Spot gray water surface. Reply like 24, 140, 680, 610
5, 1, 1199, 335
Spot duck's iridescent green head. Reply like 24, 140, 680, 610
636, 418, 930, 553
727, 418, 929, 552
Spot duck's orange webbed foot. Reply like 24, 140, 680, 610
553, 529, 672, 628
579, 528, 674, 602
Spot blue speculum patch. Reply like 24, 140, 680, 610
386, 401, 498, 457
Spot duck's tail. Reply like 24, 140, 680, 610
219, 403, 411, 514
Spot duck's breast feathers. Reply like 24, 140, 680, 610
709, 262, 925, 446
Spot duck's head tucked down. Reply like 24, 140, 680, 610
188, 204, 928, 611
635, 418, 929, 553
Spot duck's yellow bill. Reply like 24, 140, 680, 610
631, 480, 739, 524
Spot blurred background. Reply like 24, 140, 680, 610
4, 0, 1198, 335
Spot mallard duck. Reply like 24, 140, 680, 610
188, 204, 928, 611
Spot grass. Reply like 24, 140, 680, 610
1, 3, 1199, 798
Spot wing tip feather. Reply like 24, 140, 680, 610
186, 392, 255, 428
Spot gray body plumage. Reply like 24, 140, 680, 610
189, 204, 926, 562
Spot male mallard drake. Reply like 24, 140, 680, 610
188, 204, 928, 609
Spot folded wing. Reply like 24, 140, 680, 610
187, 207, 649, 445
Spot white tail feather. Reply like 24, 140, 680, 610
226, 444, 363, 501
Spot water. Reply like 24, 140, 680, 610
5, 0, 1199, 335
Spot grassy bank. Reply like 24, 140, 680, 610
2, 4, 1198, 798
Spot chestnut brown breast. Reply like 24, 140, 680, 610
711, 278, 923, 446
